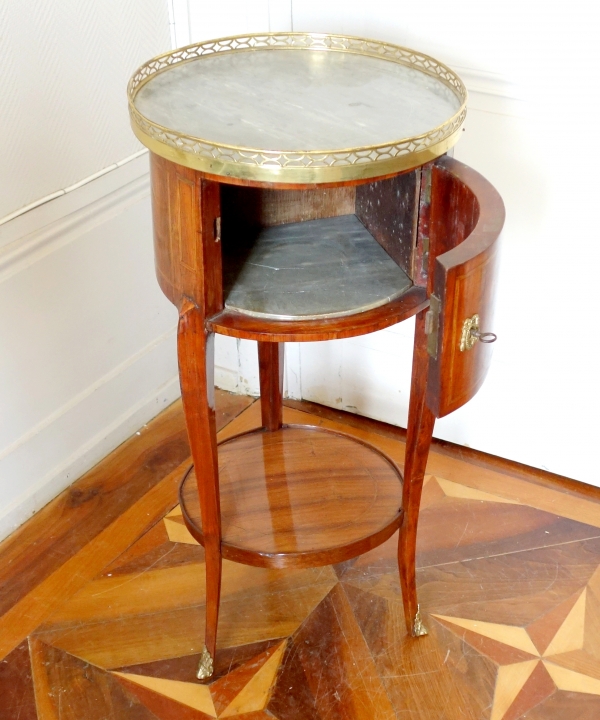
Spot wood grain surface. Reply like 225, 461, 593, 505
426, 156, 505, 417
398, 308, 436, 632
355, 170, 420, 276
221, 184, 356, 230
3, 398, 600, 718
177, 302, 223, 662
0, 390, 252, 660
257, 341, 284, 431
180, 424, 403, 568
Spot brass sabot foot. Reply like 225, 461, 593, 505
412, 605, 428, 637
196, 645, 214, 680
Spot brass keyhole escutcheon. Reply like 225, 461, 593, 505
460, 314, 497, 351
460, 315, 480, 351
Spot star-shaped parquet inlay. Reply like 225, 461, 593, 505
9, 396, 600, 720
20, 436, 600, 720
114, 640, 287, 718
433, 565, 600, 720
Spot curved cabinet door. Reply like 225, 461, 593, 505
426, 156, 505, 418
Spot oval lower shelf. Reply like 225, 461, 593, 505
180, 424, 404, 569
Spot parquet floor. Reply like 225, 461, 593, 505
2, 391, 600, 719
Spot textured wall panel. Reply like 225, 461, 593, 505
186, 0, 286, 42
0, 0, 170, 218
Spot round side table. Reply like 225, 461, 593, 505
128, 33, 505, 680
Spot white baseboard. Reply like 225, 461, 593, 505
214, 365, 240, 394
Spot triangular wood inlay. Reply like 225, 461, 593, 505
432, 615, 539, 656
502, 661, 555, 720
584, 584, 600, 661
29, 639, 159, 720
113, 672, 216, 716
586, 564, 600, 599
544, 660, 600, 696
544, 589, 586, 657
219, 641, 286, 717
164, 517, 199, 545
528, 590, 585, 656
115, 674, 214, 720
490, 661, 539, 720
267, 638, 321, 719
115, 640, 284, 684
101, 521, 171, 577
436, 477, 521, 505
548, 649, 600, 682
211, 641, 285, 715
419, 476, 446, 509
284, 585, 396, 720
434, 616, 538, 665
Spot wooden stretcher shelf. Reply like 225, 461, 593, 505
180, 424, 404, 569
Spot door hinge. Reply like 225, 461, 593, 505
214, 216, 221, 243
425, 294, 440, 359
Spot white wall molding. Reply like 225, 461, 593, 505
456, 66, 526, 117
0, 149, 149, 229
0, 176, 149, 283
455, 66, 522, 101
0, 358, 180, 542
0, 326, 177, 467
0, 164, 150, 283
0, 150, 179, 543
0, 154, 150, 252
0, 191, 181, 540
0, 0, 182, 542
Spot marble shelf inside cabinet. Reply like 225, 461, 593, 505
222, 214, 413, 320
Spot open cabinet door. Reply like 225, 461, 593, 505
426, 156, 505, 418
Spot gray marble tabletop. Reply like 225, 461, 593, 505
129, 35, 466, 182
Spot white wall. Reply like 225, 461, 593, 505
0, 0, 169, 219
0, 2, 176, 541
182, 1, 599, 485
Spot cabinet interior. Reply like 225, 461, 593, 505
219, 170, 422, 320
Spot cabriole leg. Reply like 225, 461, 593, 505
399, 309, 436, 637
178, 302, 222, 679
258, 341, 285, 431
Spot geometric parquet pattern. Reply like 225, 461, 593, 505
2, 396, 600, 719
